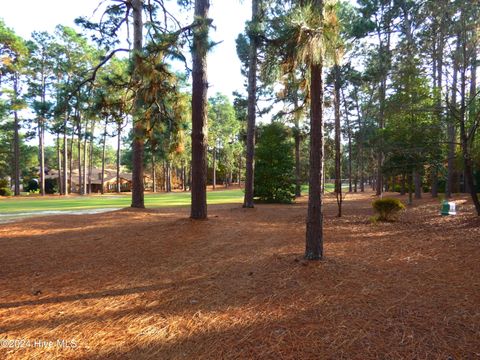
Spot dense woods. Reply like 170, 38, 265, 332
1, 0, 479, 258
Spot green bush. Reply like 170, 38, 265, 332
372, 198, 405, 221
0, 187, 13, 196
0, 179, 9, 188
45, 178, 58, 194
25, 179, 39, 192
254, 122, 295, 203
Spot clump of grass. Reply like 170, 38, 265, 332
372, 198, 405, 221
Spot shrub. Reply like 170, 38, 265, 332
0, 179, 9, 188
45, 178, 58, 194
0, 187, 13, 196
25, 179, 39, 192
372, 198, 405, 221
254, 122, 295, 203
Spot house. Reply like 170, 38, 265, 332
45, 168, 152, 194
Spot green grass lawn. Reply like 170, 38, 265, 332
0, 189, 245, 214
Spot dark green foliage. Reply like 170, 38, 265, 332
45, 178, 58, 194
372, 198, 405, 221
0, 187, 13, 196
254, 122, 295, 204
25, 179, 39, 192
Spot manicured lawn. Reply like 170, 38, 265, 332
0, 189, 244, 214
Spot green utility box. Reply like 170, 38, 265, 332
441, 201, 457, 216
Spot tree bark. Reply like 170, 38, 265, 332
334, 64, 342, 217
82, 120, 88, 195
305, 58, 324, 260
190, 0, 210, 219
116, 121, 121, 193
342, 90, 353, 193
13, 75, 21, 196
101, 119, 107, 194
414, 170, 422, 199
408, 172, 413, 205
77, 114, 82, 195
131, 0, 145, 208
212, 147, 216, 190
243, 0, 260, 208
447, 36, 460, 198
69, 128, 74, 193
152, 152, 157, 193
63, 112, 69, 195
57, 133, 62, 195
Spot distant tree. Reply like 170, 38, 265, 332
0, 20, 28, 195
254, 122, 295, 203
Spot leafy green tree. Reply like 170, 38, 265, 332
254, 122, 295, 203
208, 93, 240, 189
0, 20, 29, 195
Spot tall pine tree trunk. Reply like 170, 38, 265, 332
447, 36, 460, 198
83, 120, 88, 195
63, 113, 69, 195
152, 152, 157, 193
243, 0, 260, 208
334, 64, 342, 217
212, 147, 216, 190
131, 0, 145, 208
13, 75, 21, 196
190, 0, 210, 219
57, 133, 62, 195
116, 121, 121, 193
101, 119, 107, 194
306, 60, 324, 260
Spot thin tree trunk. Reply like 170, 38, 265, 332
116, 121, 121, 193
183, 162, 187, 191
88, 122, 95, 194
13, 75, 21, 196
414, 170, 422, 199
238, 153, 242, 187
353, 88, 365, 192
408, 172, 413, 205
152, 152, 157, 193
131, 0, 145, 208
293, 81, 302, 197
190, 0, 210, 219
166, 161, 171, 192
243, 0, 259, 208
39, 118, 45, 196
212, 147, 216, 190
83, 119, 88, 195
401, 173, 406, 195
342, 88, 353, 193
69, 129, 74, 193
101, 119, 107, 194
447, 37, 460, 198
57, 133, 62, 195
63, 113, 68, 195
77, 112, 82, 195
305, 56, 324, 260
334, 64, 342, 217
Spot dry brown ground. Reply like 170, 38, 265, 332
0, 191, 479, 360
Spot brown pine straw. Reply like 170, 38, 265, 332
0, 191, 479, 359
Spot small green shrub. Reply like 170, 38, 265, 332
0, 187, 13, 196
25, 179, 39, 192
0, 179, 9, 188
372, 198, 405, 221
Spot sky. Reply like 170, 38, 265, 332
0, 0, 250, 99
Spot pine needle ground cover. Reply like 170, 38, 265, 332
0, 192, 479, 359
